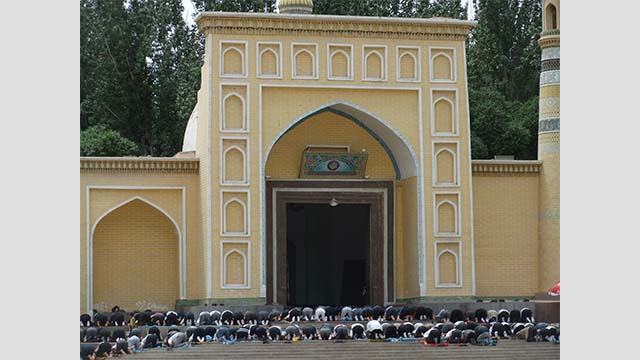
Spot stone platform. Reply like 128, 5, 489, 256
116, 338, 560, 359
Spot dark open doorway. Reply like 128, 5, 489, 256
266, 181, 394, 306
286, 203, 370, 306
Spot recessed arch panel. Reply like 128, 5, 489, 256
223, 93, 245, 130
294, 49, 316, 78
434, 98, 454, 134
365, 51, 384, 80
545, 3, 558, 30
224, 198, 247, 235
437, 200, 457, 234
223, 146, 246, 184
92, 198, 179, 310
436, 148, 456, 184
438, 250, 458, 285
330, 50, 350, 79
260, 48, 278, 77
224, 249, 247, 287
433, 53, 453, 81
222, 46, 244, 76
399, 52, 416, 80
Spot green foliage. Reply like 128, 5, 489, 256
466, 0, 541, 159
510, 95, 539, 159
470, 131, 489, 159
417, 0, 467, 19
312, 0, 465, 18
80, 0, 541, 160
81, 0, 203, 156
468, 87, 538, 159
81, 125, 139, 157
467, 0, 541, 101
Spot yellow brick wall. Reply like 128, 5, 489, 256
398, 176, 419, 299
425, 42, 473, 297
395, 184, 405, 298
196, 33, 213, 301
472, 174, 539, 297
92, 199, 179, 311
80, 172, 202, 313
185, 21, 473, 301
82, 25, 481, 304
266, 111, 396, 180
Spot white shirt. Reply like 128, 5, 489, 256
367, 320, 383, 332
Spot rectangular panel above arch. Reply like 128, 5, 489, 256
88, 188, 184, 232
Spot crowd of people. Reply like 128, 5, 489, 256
80, 305, 559, 359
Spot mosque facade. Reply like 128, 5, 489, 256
79, 0, 560, 313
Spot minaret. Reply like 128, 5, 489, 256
537, 0, 560, 295
277, 0, 314, 14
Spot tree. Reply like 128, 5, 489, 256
81, 0, 541, 159
81, 0, 204, 156
466, 0, 541, 159
81, 125, 139, 157
467, 0, 541, 102
80, 0, 155, 154
468, 87, 538, 159
509, 95, 538, 159
147, 0, 204, 156
416, 0, 467, 19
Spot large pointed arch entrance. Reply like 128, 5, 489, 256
264, 102, 420, 306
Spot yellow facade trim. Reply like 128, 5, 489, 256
196, 12, 475, 41
471, 160, 542, 174
81, 157, 199, 173
538, 35, 560, 49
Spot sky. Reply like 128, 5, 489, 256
180, 0, 476, 24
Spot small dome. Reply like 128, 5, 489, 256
181, 106, 198, 152
277, 0, 313, 14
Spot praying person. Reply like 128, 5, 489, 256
165, 330, 190, 349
